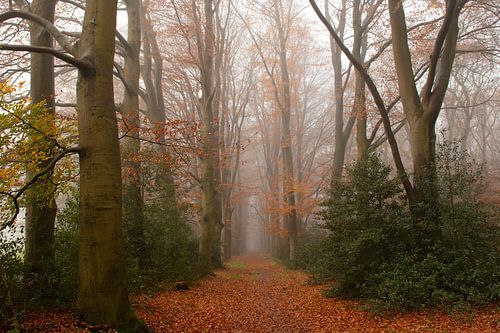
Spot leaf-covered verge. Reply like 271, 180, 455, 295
0, 188, 201, 331
18, 255, 500, 332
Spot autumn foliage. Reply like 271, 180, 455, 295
19, 255, 500, 332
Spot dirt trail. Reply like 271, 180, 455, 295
135, 254, 499, 333
18, 254, 499, 332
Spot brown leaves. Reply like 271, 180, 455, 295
135, 255, 499, 333
18, 255, 499, 332
18, 310, 118, 333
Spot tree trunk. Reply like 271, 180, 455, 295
325, 0, 352, 181
232, 195, 242, 256
222, 204, 232, 260
355, 85, 369, 162
273, 0, 299, 261
198, 0, 217, 274
25, 0, 57, 289
77, 0, 144, 328
409, 115, 437, 202
141, 5, 179, 224
212, 11, 224, 266
352, 0, 369, 162
121, 0, 145, 269
388, 0, 462, 207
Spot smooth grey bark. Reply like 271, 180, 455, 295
194, 0, 217, 273
121, 0, 146, 269
25, 0, 57, 285
325, 0, 356, 180
76, 1, 148, 329
388, 0, 464, 204
309, 0, 414, 203
272, 0, 299, 261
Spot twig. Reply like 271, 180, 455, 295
0, 146, 82, 231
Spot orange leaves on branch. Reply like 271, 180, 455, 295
0, 81, 78, 223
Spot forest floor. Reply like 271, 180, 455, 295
19, 254, 499, 332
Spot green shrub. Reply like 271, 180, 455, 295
0, 196, 80, 328
140, 203, 199, 287
124, 176, 200, 292
321, 154, 412, 298
52, 195, 79, 303
0, 235, 25, 328
317, 147, 499, 312
1, 177, 200, 327
293, 228, 332, 282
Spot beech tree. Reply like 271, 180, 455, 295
309, 0, 487, 211
23, 0, 58, 290
0, 0, 149, 329
192, 0, 218, 272
238, 0, 301, 260
387, 0, 467, 204
140, 0, 180, 232
120, 0, 146, 269
214, 6, 252, 260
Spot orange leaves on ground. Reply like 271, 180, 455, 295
18, 255, 499, 332
19, 310, 118, 333
136, 255, 499, 333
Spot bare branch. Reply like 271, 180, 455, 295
309, 0, 414, 203
1, 146, 83, 231
421, 0, 458, 103
0, 44, 93, 71
0, 10, 76, 55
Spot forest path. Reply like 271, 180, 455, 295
134, 254, 499, 333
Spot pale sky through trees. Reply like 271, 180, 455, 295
0, 0, 498, 331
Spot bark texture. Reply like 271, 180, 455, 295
273, 0, 299, 260
388, 0, 463, 204
77, 0, 140, 327
197, 0, 218, 273
25, 0, 57, 283
121, 0, 146, 269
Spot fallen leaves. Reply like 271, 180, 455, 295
16, 254, 500, 332
135, 254, 499, 332
16, 310, 118, 333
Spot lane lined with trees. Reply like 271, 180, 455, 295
0, 0, 498, 331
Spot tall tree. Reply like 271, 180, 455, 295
271, 0, 299, 260
213, 0, 251, 262
388, 0, 466, 204
237, 0, 302, 259
324, 0, 355, 179
194, 0, 218, 273
121, 0, 146, 269
76, 0, 147, 328
141, 1, 180, 227
309, 0, 475, 210
0, 0, 149, 328
24, 0, 58, 291
324, 0, 385, 171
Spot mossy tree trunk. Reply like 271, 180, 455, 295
76, 0, 145, 328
